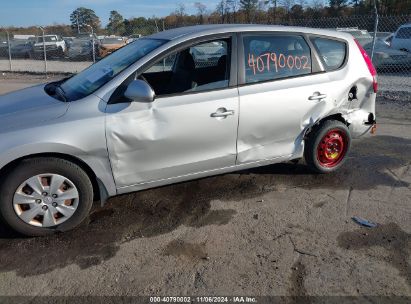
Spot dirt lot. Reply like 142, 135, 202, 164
0, 74, 410, 301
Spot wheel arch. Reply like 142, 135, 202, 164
304, 113, 348, 138
0, 152, 107, 204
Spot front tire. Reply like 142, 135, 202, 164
304, 120, 351, 173
0, 157, 93, 236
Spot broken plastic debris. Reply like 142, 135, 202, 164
351, 216, 377, 228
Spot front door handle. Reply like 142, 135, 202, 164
309, 92, 327, 101
211, 108, 235, 118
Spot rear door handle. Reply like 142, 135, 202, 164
308, 93, 327, 101
211, 108, 235, 118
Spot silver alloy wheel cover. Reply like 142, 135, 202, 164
13, 173, 79, 228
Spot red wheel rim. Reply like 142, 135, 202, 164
316, 129, 348, 168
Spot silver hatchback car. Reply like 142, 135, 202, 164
0, 25, 377, 236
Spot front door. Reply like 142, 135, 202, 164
106, 36, 239, 189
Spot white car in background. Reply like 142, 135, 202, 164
391, 24, 411, 52
33, 35, 66, 58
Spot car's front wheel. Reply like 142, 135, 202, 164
0, 157, 93, 236
304, 120, 351, 173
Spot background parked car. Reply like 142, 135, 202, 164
337, 27, 373, 46
63, 37, 75, 50
33, 35, 66, 59
77, 33, 99, 40
0, 40, 8, 58
391, 23, 411, 52
10, 40, 34, 59
190, 41, 226, 68
99, 37, 126, 58
363, 38, 411, 69
126, 34, 142, 44
68, 38, 99, 61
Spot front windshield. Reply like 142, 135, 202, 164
61, 38, 167, 101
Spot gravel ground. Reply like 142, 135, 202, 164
0, 74, 410, 301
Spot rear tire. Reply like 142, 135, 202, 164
304, 120, 351, 174
0, 157, 93, 236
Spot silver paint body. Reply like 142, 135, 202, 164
0, 25, 376, 198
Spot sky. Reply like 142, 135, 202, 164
0, 0, 223, 27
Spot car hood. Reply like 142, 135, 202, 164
0, 84, 69, 132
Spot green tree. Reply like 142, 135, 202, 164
217, 0, 231, 23
70, 7, 101, 34
240, 0, 259, 23
279, 0, 296, 13
290, 4, 304, 18
328, 0, 349, 15
107, 10, 125, 35
194, 2, 208, 24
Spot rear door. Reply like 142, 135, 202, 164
237, 32, 348, 164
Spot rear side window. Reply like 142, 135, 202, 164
243, 35, 312, 84
311, 37, 346, 71
396, 27, 411, 39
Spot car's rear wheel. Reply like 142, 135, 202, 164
0, 157, 93, 236
304, 120, 351, 173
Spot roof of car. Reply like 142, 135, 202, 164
149, 24, 352, 41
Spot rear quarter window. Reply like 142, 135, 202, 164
311, 37, 347, 71
243, 35, 312, 84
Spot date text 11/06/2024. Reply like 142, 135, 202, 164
149, 296, 258, 303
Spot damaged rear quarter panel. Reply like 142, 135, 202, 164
236, 36, 376, 165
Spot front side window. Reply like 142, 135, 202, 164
243, 34, 312, 84
311, 37, 346, 71
61, 38, 166, 101
140, 39, 230, 96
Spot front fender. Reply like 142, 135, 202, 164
0, 142, 117, 198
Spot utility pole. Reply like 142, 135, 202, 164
77, 13, 80, 34
86, 24, 95, 63
6, 30, 12, 71
39, 26, 47, 77
371, 0, 378, 61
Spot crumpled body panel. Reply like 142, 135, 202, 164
105, 89, 239, 188
237, 65, 375, 164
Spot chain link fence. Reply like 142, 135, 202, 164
1, 14, 410, 94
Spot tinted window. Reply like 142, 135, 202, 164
311, 37, 346, 71
243, 35, 312, 84
396, 27, 411, 39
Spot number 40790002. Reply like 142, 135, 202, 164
248, 52, 310, 75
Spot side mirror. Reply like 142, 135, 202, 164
124, 79, 155, 103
